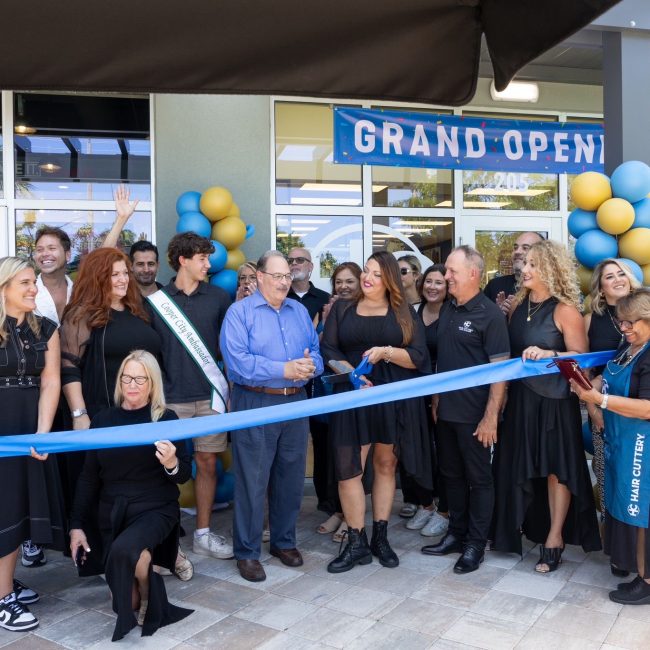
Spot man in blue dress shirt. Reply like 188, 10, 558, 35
220, 250, 324, 582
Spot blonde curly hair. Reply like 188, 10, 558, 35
513, 240, 581, 311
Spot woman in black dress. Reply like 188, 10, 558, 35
584, 259, 639, 538
321, 251, 431, 573
492, 240, 601, 572
69, 350, 192, 642
0, 257, 65, 632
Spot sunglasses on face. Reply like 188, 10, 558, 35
400, 268, 414, 275
286, 256, 309, 265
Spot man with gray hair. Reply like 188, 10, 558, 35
421, 245, 510, 574
220, 250, 323, 582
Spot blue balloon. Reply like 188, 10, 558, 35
617, 258, 644, 284
176, 191, 202, 217
611, 160, 650, 204
633, 197, 650, 229
176, 211, 212, 239
245, 224, 255, 240
209, 269, 238, 297
209, 240, 228, 273
574, 230, 618, 269
567, 208, 598, 239
215, 471, 235, 503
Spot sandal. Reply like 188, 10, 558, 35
332, 520, 348, 543
535, 545, 563, 573
317, 513, 344, 535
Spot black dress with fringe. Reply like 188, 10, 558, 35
492, 298, 601, 555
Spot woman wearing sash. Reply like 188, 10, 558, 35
572, 288, 650, 604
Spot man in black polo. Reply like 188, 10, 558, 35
422, 245, 509, 574
483, 231, 543, 315
286, 247, 329, 322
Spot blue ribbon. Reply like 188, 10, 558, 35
0, 351, 614, 458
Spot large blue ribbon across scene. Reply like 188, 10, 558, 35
0, 351, 614, 458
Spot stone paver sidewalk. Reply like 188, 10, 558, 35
2, 492, 650, 649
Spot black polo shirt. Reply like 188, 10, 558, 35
287, 282, 330, 321
436, 291, 510, 424
483, 274, 517, 302
147, 280, 231, 403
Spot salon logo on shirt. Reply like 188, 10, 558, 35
458, 320, 474, 334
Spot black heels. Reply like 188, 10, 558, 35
535, 544, 564, 573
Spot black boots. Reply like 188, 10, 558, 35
370, 520, 399, 568
327, 527, 372, 573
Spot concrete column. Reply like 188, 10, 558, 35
603, 29, 650, 173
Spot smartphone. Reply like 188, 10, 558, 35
75, 546, 89, 567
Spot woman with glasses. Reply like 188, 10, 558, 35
491, 240, 600, 573
0, 257, 66, 633
397, 255, 421, 307
572, 289, 650, 605
69, 350, 193, 641
584, 259, 640, 575
235, 262, 257, 301
321, 251, 431, 573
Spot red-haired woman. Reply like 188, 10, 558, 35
321, 251, 432, 573
60, 248, 161, 429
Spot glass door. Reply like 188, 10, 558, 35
458, 216, 563, 288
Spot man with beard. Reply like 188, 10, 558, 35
129, 241, 162, 296
483, 232, 544, 315
286, 247, 329, 322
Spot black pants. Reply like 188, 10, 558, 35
437, 419, 493, 548
310, 417, 340, 513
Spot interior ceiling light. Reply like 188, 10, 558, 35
393, 220, 453, 226
290, 197, 361, 206
39, 162, 61, 173
15, 124, 37, 135
490, 80, 539, 103
466, 188, 549, 197
299, 183, 387, 193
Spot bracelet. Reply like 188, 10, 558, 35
552, 350, 559, 357
164, 463, 179, 476
384, 345, 393, 363
600, 393, 609, 410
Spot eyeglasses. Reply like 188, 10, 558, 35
120, 374, 149, 385
617, 318, 641, 330
238, 274, 257, 284
286, 256, 309, 265
400, 268, 414, 275
260, 271, 293, 282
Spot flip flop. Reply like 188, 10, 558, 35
317, 513, 343, 534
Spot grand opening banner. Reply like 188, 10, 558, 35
333, 108, 605, 174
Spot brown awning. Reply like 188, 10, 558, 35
0, 0, 619, 106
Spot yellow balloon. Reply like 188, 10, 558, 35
619, 228, 650, 265
583, 295, 592, 314
576, 265, 593, 296
225, 248, 246, 271
596, 198, 635, 235
200, 186, 233, 222
219, 448, 232, 472
570, 172, 612, 211
212, 217, 247, 250
227, 202, 240, 219
178, 479, 196, 508
642, 263, 650, 287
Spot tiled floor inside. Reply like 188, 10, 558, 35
4, 490, 650, 650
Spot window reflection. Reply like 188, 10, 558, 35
372, 166, 452, 207
15, 209, 152, 268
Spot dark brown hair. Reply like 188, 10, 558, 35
35, 226, 71, 252
417, 263, 447, 302
63, 248, 148, 328
167, 233, 215, 272
331, 261, 362, 297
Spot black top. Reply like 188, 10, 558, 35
70, 405, 191, 529
0, 316, 57, 384
483, 274, 517, 302
288, 282, 330, 321
436, 292, 510, 423
60, 309, 162, 417
509, 297, 569, 399
417, 308, 440, 372
147, 280, 231, 403
588, 305, 624, 353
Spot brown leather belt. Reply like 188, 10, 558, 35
239, 384, 302, 396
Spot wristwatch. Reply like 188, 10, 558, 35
71, 408, 88, 418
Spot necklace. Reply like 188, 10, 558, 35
527, 296, 548, 322
605, 304, 624, 344
607, 342, 649, 375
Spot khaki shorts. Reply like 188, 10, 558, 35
167, 399, 227, 453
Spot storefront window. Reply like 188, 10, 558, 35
462, 170, 559, 210
15, 209, 152, 268
372, 216, 454, 264
275, 102, 362, 206
13, 93, 150, 201
372, 166, 453, 208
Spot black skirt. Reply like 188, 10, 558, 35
492, 381, 601, 555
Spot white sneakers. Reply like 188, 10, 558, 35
405, 506, 450, 537
0, 592, 38, 632
193, 531, 234, 559
406, 506, 434, 530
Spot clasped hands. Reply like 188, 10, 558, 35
284, 348, 316, 381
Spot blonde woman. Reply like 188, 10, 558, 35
69, 350, 193, 642
235, 261, 257, 301
0, 257, 65, 633
491, 240, 601, 572
397, 254, 421, 306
